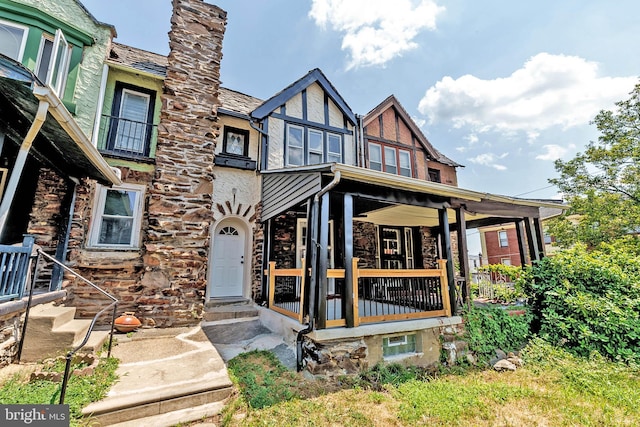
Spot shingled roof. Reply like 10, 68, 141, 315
108, 42, 167, 77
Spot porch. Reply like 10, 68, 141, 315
260, 164, 563, 332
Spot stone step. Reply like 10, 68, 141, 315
202, 304, 259, 322
82, 330, 112, 354
83, 383, 232, 426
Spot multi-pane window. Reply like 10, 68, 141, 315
89, 184, 144, 248
327, 133, 342, 163
308, 129, 323, 164
223, 126, 249, 156
368, 143, 412, 177
369, 144, 382, 171
286, 124, 304, 166
0, 20, 27, 61
384, 147, 397, 175
285, 124, 343, 166
498, 230, 509, 247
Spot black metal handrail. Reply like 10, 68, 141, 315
19, 249, 118, 404
97, 114, 156, 159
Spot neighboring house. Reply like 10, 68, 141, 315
479, 205, 565, 266
0, 0, 119, 364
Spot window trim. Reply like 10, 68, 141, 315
222, 126, 250, 157
368, 143, 382, 171
307, 128, 324, 164
327, 132, 342, 163
0, 19, 28, 62
286, 123, 304, 166
88, 183, 145, 249
106, 82, 156, 157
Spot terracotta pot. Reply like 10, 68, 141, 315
114, 312, 142, 333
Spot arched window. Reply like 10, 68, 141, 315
219, 226, 239, 236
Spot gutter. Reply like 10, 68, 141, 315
296, 171, 341, 371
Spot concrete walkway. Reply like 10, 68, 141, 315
82, 315, 297, 426
83, 326, 233, 426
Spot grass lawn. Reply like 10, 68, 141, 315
221, 339, 640, 426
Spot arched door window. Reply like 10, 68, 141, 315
219, 226, 239, 236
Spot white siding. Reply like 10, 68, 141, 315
285, 92, 303, 119
268, 118, 284, 169
307, 82, 325, 124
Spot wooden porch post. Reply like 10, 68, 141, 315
533, 217, 546, 258
438, 208, 457, 314
514, 219, 528, 266
343, 193, 355, 328
455, 207, 470, 306
317, 192, 330, 329
524, 217, 541, 263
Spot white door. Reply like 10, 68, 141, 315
211, 225, 245, 297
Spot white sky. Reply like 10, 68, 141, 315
81, 0, 640, 252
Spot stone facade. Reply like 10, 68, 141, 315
353, 221, 378, 268
27, 169, 69, 252
142, 0, 226, 325
271, 211, 299, 269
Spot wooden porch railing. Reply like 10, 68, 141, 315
266, 258, 451, 327
267, 259, 306, 323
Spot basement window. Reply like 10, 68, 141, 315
383, 333, 416, 358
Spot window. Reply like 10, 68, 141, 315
308, 129, 323, 164
383, 334, 417, 358
34, 30, 71, 96
498, 230, 509, 247
89, 184, 144, 248
368, 142, 412, 177
384, 147, 397, 175
369, 144, 382, 171
286, 125, 343, 166
223, 126, 249, 156
106, 83, 156, 157
501, 257, 512, 266
327, 133, 342, 163
286, 124, 304, 166
428, 168, 441, 183
0, 20, 27, 61
219, 226, 239, 236
399, 150, 412, 177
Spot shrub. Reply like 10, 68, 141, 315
522, 242, 640, 363
463, 305, 533, 363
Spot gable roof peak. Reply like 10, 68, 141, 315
251, 68, 356, 124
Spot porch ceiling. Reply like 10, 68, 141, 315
355, 204, 493, 228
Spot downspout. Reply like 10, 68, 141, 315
248, 117, 267, 172
0, 100, 49, 238
296, 170, 341, 371
358, 114, 365, 167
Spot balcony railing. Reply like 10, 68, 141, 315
97, 114, 156, 160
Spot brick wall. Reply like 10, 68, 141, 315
484, 226, 521, 266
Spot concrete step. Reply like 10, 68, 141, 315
82, 327, 233, 426
204, 297, 251, 308
27, 303, 77, 330
202, 304, 259, 322
84, 382, 232, 426
20, 304, 114, 362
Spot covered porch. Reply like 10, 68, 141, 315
261, 164, 562, 330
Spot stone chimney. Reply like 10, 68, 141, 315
143, 0, 227, 326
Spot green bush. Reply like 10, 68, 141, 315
522, 242, 640, 363
463, 305, 533, 363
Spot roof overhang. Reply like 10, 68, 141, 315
261, 163, 566, 227
0, 56, 120, 185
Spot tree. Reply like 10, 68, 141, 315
549, 82, 640, 247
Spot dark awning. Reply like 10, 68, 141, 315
0, 56, 120, 185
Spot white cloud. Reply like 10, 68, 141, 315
309, 0, 444, 69
536, 143, 576, 161
465, 133, 479, 145
468, 153, 508, 170
418, 53, 636, 138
